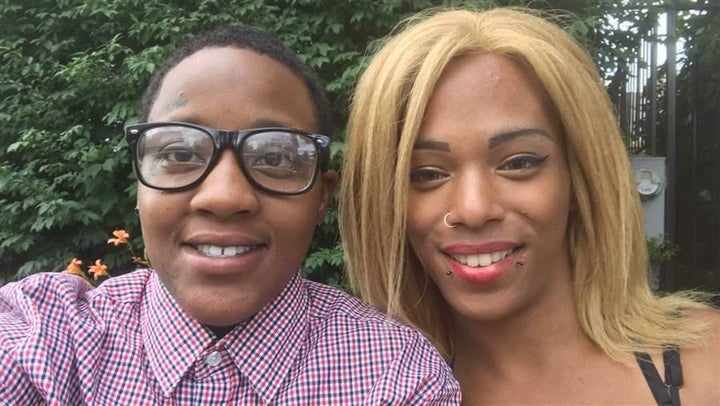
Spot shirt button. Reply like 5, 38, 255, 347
205, 351, 222, 366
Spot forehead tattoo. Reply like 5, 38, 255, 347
157, 92, 188, 117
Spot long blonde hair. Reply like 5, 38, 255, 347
339, 7, 709, 360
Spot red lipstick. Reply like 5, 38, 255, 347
443, 241, 520, 284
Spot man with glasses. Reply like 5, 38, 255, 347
126, 123, 330, 195
0, 25, 460, 404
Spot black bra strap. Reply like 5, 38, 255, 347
635, 349, 683, 406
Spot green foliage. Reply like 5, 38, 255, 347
2, 0, 711, 288
647, 234, 679, 266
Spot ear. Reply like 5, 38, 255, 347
316, 170, 338, 222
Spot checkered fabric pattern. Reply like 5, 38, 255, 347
0, 270, 460, 405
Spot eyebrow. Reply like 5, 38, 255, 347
252, 118, 296, 128
158, 117, 295, 130
413, 140, 451, 151
488, 128, 552, 149
413, 127, 552, 152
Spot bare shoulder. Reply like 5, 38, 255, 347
686, 307, 720, 344
680, 308, 720, 404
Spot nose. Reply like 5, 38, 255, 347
449, 170, 506, 228
190, 150, 260, 217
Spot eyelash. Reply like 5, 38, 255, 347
499, 154, 550, 172
409, 168, 448, 185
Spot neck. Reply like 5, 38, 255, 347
204, 324, 237, 339
452, 274, 597, 376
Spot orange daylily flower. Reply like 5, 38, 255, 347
107, 229, 130, 246
63, 258, 84, 276
88, 259, 110, 281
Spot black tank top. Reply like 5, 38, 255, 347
634, 349, 683, 406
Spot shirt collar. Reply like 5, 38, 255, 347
142, 272, 212, 396
222, 272, 309, 403
141, 271, 309, 401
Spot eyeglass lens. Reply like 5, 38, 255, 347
136, 125, 319, 193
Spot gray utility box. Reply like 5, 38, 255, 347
630, 156, 666, 239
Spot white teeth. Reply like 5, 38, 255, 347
467, 255, 481, 267
196, 244, 255, 257
478, 254, 492, 267
452, 249, 512, 268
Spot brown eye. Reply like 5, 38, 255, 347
163, 149, 200, 163
257, 152, 284, 167
499, 154, 549, 171
410, 168, 448, 186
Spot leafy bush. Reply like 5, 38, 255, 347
647, 234, 679, 267
2, 0, 684, 288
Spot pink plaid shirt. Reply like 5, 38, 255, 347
0, 270, 460, 405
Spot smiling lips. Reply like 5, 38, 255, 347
450, 248, 513, 267
444, 243, 519, 284
195, 244, 262, 257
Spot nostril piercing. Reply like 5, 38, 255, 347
443, 212, 456, 228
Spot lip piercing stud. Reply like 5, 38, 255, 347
446, 270, 453, 276
443, 212, 456, 228
516, 260, 525, 266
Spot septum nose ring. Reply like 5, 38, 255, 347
443, 212, 456, 228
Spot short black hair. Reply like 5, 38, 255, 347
140, 25, 333, 136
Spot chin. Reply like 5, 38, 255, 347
184, 294, 262, 326
448, 296, 527, 324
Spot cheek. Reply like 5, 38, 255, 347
281, 214, 317, 244
270, 194, 323, 248
137, 189, 187, 255
523, 176, 572, 237
406, 195, 442, 267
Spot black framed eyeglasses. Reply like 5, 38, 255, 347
125, 122, 331, 195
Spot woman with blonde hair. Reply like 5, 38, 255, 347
340, 7, 719, 404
